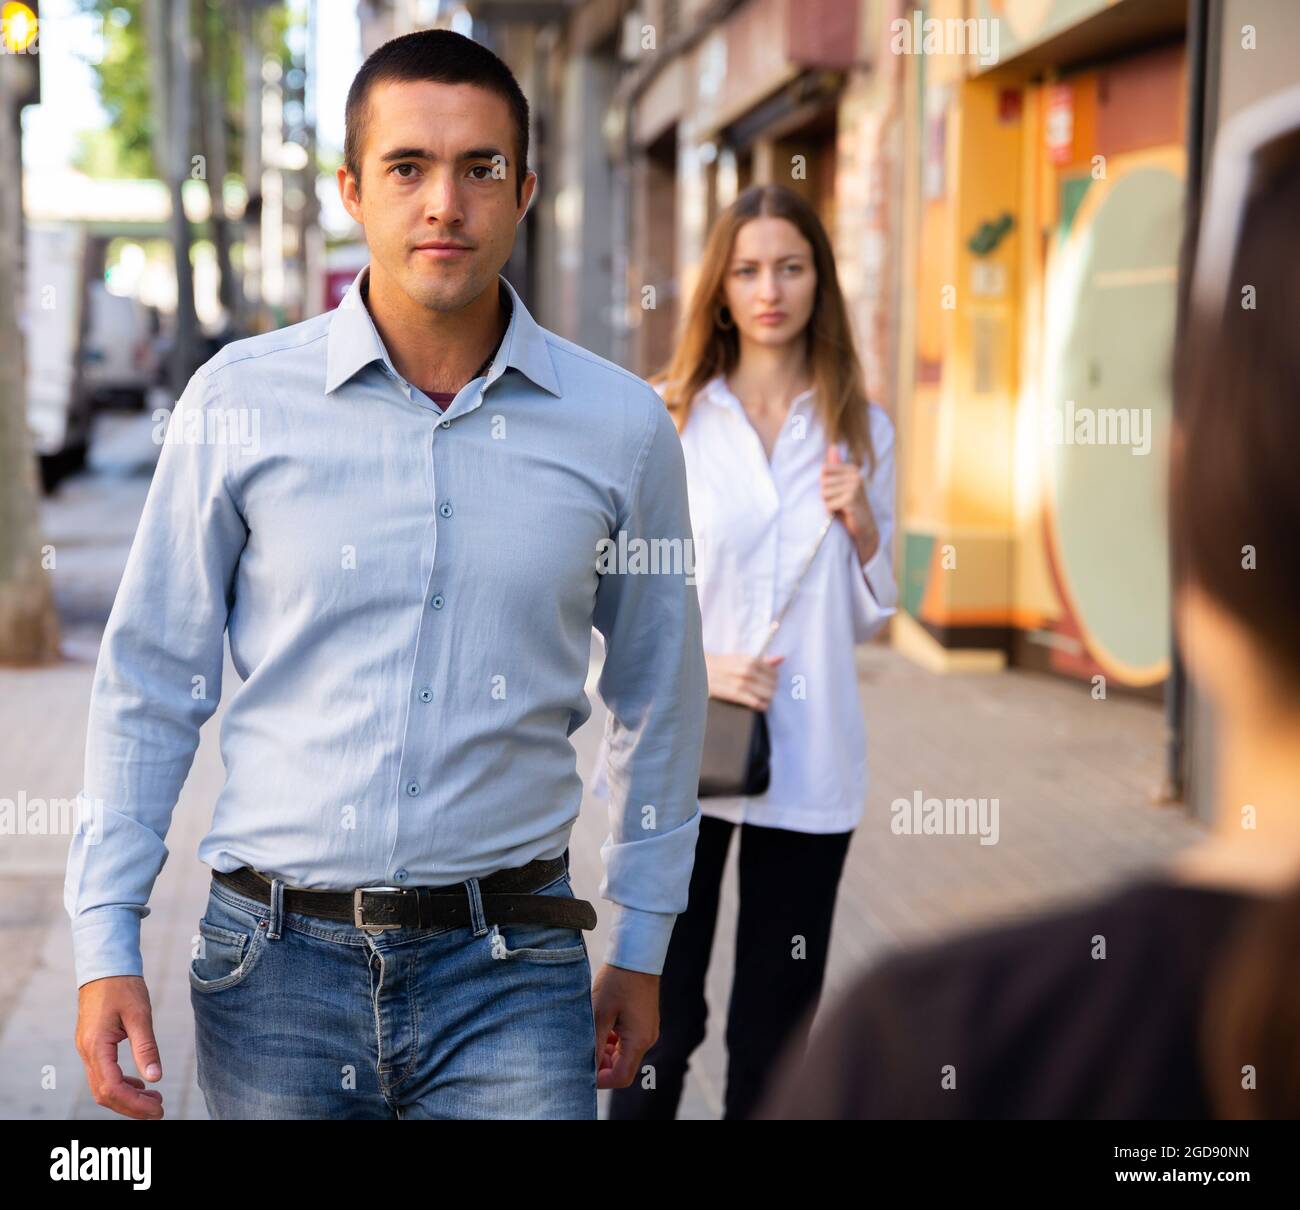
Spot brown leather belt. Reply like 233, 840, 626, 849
213, 856, 598, 932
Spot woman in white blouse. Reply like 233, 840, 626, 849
605, 184, 897, 1120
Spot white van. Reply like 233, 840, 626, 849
24, 223, 93, 490
81, 281, 160, 409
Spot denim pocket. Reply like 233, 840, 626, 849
487, 873, 587, 964
189, 888, 269, 993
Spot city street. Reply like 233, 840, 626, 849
0, 413, 1204, 1120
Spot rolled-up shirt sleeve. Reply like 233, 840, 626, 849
849, 405, 898, 642
64, 366, 247, 988
591, 398, 707, 975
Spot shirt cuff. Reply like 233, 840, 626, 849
69, 906, 146, 989
603, 904, 677, 976
861, 535, 897, 610
848, 538, 897, 643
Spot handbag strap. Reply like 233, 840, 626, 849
756, 515, 835, 657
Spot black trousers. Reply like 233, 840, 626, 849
607, 813, 852, 1120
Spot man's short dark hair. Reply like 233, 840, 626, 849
344, 29, 530, 203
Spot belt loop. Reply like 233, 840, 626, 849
268, 877, 285, 940
465, 876, 488, 935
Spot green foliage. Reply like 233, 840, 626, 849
73, 0, 298, 182
74, 2, 153, 177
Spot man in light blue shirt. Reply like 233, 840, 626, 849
68, 29, 706, 1120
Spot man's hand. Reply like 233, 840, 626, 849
75, 975, 165, 1119
591, 963, 660, 1090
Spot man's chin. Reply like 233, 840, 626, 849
405, 267, 488, 313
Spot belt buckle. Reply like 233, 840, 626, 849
353, 886, 409, 931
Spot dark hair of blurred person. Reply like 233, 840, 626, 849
753, 92, 1300, 1120
1180, 133, 1300, 1124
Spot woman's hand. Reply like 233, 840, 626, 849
821, 446, 880, 565
705, 652, 785, 710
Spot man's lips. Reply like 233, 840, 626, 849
413, 242, 473, 258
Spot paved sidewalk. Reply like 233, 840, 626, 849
0, 431, 1204, 1119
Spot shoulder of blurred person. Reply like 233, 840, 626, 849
753, 874, 1264, 1120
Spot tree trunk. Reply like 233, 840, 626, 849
199, 0, 242, 327
239, 0, 264, 332
0, 51, 60, 664
145, 0, 199, 397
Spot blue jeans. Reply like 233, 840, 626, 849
189, 867, 598, 1118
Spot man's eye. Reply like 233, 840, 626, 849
391, 163, 419, 179
468, 165, 494, 181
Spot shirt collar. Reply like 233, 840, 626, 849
325, 263, 561, 397
703, 373, 815, 413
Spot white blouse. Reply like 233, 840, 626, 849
593, 374, 897, 835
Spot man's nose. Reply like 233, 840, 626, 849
423, 170, 465, 226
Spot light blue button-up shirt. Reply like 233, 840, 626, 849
64, 265, 707, 987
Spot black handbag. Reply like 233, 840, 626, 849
698, 517, 834, 798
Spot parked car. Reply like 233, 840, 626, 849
81, 281, 161, 410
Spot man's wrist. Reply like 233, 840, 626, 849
601, 962, 661, 981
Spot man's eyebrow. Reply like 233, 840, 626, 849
377, 146, 508, 164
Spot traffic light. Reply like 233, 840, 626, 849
2, 1, 40, 109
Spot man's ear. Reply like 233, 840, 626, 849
338, 165, 362, 224
517, 170, 539, 223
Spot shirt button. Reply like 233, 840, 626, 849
430, 594, 445, 610
440, 418, 451, 429
439, 501, 453, 518
394, 868, 408, 882
405, 780, 420, 796
418, 687, 433, 703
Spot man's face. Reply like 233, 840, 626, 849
339, 79, 536, 312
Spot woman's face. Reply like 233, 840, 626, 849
721, 216, 817, 349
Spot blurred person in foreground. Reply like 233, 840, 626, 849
756, 85, 1300, 1120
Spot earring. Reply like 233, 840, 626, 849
715, 303, 735, 330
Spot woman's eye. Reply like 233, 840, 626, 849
783, 262, 804, 274
734, 266, 755, 277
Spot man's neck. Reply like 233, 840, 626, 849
363, 266, 509, 396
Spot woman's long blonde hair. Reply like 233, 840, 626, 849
654, 183, 876, 471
